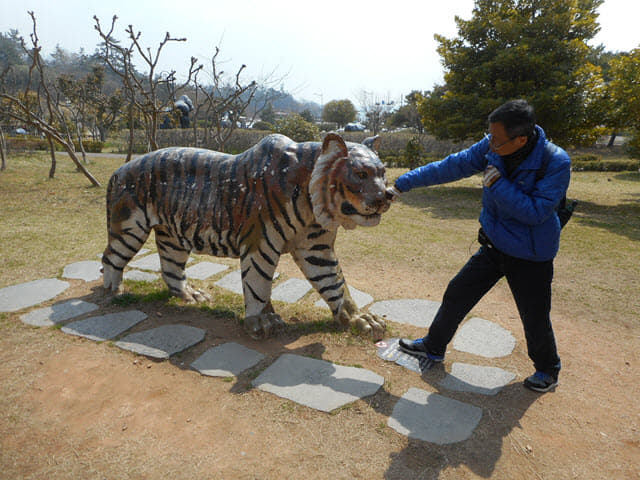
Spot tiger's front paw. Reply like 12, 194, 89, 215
244, 312, 286, 340
340, 310, 386, 342
176, 285, 212, 303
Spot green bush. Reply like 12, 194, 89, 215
572, 153, 601, 163
252, 121, 273, 131
4, 136, 103, 153
572, 160, 640, 171
273, 114, 320, 142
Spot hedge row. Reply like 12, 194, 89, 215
4, 136, 104, 153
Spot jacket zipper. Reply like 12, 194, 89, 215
528, 225, 537, 255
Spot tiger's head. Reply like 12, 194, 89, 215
309, 133, 391, 230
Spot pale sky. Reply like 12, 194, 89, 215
1, 0, 638, 107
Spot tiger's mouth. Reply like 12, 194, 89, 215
341, 201, 382, 219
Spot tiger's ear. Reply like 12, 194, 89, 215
322, 133, 348, 159
362, 135, 381, 153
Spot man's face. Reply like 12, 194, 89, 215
488, 122, 528, 155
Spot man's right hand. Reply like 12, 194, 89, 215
386, 185, 402, 202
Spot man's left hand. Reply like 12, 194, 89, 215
483, 165, 501, 188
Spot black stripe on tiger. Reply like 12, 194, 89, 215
319, 279, 345, 295
305, 256, 338, 267
246, 282, 266, 304
251, 257, 272, 281
308, 272, 336, 282
101, 255, 124, 271
261, 176, 287, 242
291, 184, 306, 227
109, 232, 139, 253
307, 229, 328, 240
259, 248, 275, 266
310, 244, 331, 251
260, 217, 280, 255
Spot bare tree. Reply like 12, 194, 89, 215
356, 90, 396, 135
0, 124, 6, 171
194, 47, 286, 151
0, 12, 100, 186
94, 15, 201, 158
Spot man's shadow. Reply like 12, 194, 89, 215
383, 365, 541, 479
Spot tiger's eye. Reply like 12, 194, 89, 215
356, 171, 368, 180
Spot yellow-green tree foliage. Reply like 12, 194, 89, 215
608, 47, 640, 156
420, 0, 605, 146
322, 99, 357, 128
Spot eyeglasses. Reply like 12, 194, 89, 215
484, 132, 517, 149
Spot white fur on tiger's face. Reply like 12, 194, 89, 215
101, 133, 390, 340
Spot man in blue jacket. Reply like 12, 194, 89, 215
387, 100, 570, 392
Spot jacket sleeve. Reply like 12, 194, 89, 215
489, 149, 571, 225
394, 138, 490, 192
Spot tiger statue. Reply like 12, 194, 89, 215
101, 133, 390, 340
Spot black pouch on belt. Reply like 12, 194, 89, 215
478, 228, 492, 248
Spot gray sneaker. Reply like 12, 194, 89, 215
398, 338, 444, 362
524, 371, 558, 393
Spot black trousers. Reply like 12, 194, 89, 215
424, 245, 561, 376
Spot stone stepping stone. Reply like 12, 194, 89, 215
128, 254, 193, 272
314, 285, 374, 309
453, 317, 516, 358
214, 270, 279, 296
439, 363, 516, 396
114, 324, 205, 359
20, 299, 99, 327
387, 388, 483, 444
185, 261, 229, 280
252, 354, 384, 413
62, 261, 103, 282
214, 270, 243, 294
368, 299, 441, 327
123, 270, 160, 282
272, 278, 312, 303
61, 310, 147, 342
191, 342, 265, 377
0, 278, 70, 313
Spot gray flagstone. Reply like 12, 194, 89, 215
387, 388, 483, 444
61, 310, 147, 341
272, 278, 312, 303
114, 324, 205, 359
252, 354, 384, 412
0, 278, 70, 313
191, 342, 265, 377
20, 299, 99, 327
452, 317, 516, 358
368, 299, 441, 327
62, 261, 103, 282
123, 270, 160, 282
439, 363, 516, 396
185, 261, 229, 280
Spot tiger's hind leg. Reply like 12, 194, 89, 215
154, 229, 211, 303
102, 202, 151, 294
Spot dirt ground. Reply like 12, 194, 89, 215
1, 255, 638, 480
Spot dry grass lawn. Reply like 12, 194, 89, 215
0, 151, 638, 479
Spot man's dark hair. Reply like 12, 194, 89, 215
488, 99, 536, 138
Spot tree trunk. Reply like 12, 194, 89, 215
76, 123, 87, 164
126, 103, 134, 163
47, 134, 56, 179
0, 129, 7, 171
607, 132, 617, 148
